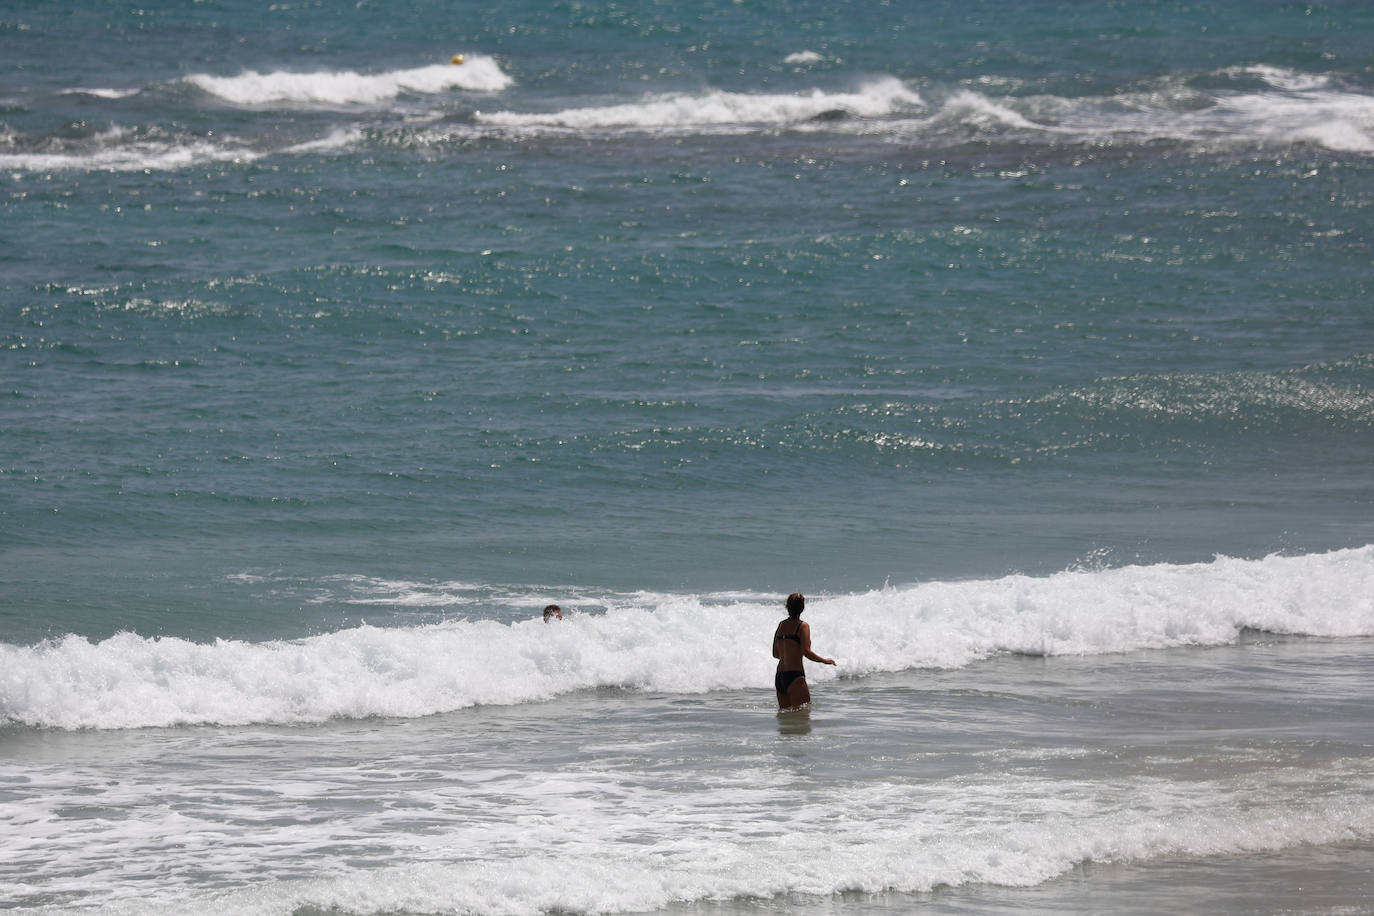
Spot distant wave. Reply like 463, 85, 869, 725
58, 87, 141, 100
897, 64, 1374, 153
473, 76, 923, 132
3, 546, 1371, 730
7, 64, 1371, 174
461, 65, 1374, 152
185, 57, 512, 106
0, 125, 361, 172
1223, 64, 1333, 93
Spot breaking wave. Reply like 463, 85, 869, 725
4, 546, 1371, 729
185, 57, 512, 106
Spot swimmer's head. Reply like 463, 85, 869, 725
785, 593, 805, 617
543, 604, 563, 622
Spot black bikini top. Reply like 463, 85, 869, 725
778, 620, 803, 644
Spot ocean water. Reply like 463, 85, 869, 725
3, 0, 1374, 912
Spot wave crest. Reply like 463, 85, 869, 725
474, 77, 923, 132
3, 547, 1371, 730
186, 57, 512, 106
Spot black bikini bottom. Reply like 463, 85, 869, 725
775, 670, 806, 693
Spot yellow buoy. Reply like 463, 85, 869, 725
450, 54, 465, 65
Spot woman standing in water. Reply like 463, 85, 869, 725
772, 592, 836, 709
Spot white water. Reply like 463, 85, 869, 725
0, 126, 361, 173
4, 547, 1371, 730
6, 64, 1370, 177
52, 779, 1374, 916
4, 631, 1373, 915
186, 58, 512, 106
474, 77, 923, 132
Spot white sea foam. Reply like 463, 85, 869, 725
185, 57, 511, 106
474, 77, 923, 132
19, 67, 1371, 170
1224, 64, 1333, 92
784, 50, 826, 65
456, 67, 1374, 152
926, 89, 1048, 133
282, 126, 365, 154
0, 126, 364, 173
282, 800, 1374, 914
0, 137, 265, 173
3, 546, 1371, 730
858, 66, 1374, 153
35, 764, 1374, 915
59, 87, 141, 99
1213, 86, 1374, 152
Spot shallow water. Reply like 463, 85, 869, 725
5, 635, 1373, 913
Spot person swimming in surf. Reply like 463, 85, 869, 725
772, 592, 836, 709
542, 604, 563, 622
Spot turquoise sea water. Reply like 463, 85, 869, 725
3, 1, 1374, 912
